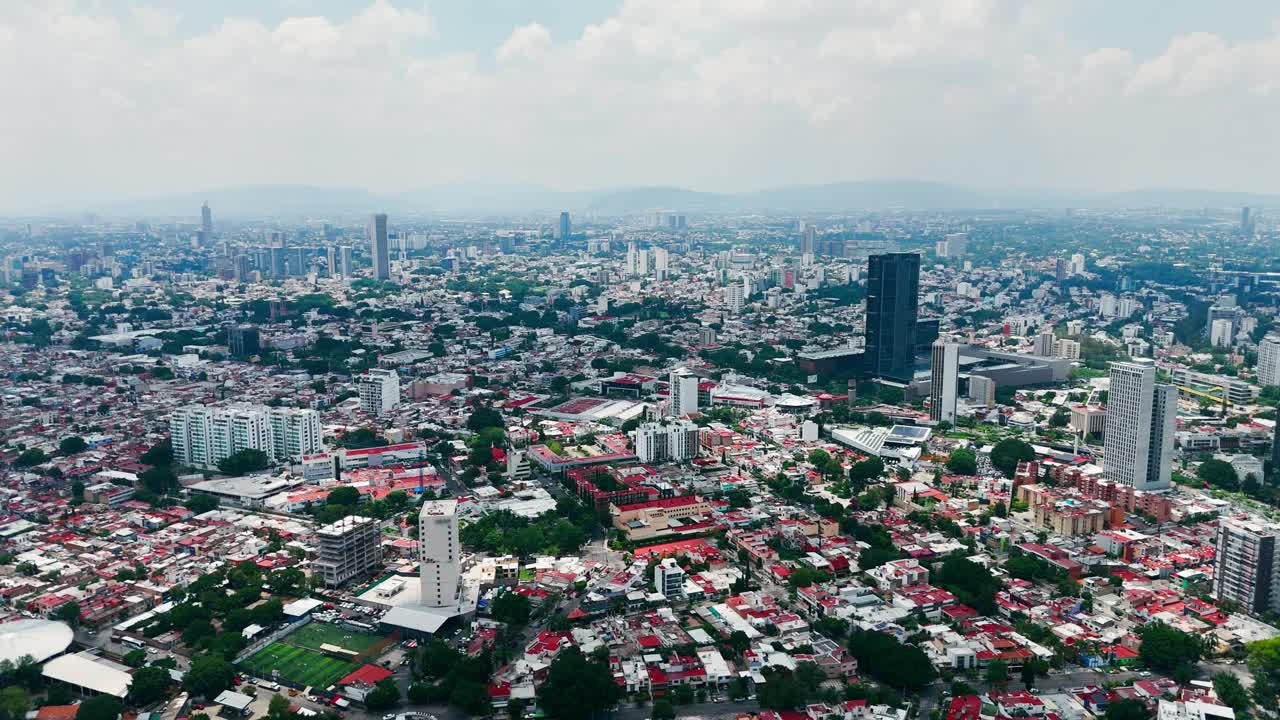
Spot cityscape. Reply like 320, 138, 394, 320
2, 6, 1280, 720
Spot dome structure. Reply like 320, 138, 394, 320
0, 619, 75, 664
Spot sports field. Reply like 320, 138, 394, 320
239, 623, 386, 690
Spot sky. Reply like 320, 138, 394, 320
2, 0, 1279, 211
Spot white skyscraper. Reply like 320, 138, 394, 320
1210, 318, 1234, 348
1033, 330, 1055, 357
369, 213, 390, 281
1259, 335, 1280, 387
945, 232, 968, 256
669, 371, 698, 417
1070, 253, 1086, 275
1102, 360, 1176, 491
358, 368, 401, 416
652, 247, 669, 281
419, 499, 461, 608
929, 339, 959, 423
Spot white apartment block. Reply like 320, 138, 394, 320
669, 371, 699, 417
420, 499, 461, 608
1054, 338, 1081, 360
634, 419, 700, 464
1213, 516, 1280, 615
358, 368, 401, 416
1102, 360, 1175, 491
170, 403, 323, 470
929, 340, 959, 423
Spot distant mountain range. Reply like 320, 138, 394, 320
96, 181, 1280, 219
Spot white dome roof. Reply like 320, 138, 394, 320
0, 619, 75, 664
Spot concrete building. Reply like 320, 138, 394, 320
669, 371, 698, 417
1033, 331, 1055, 357
1054, 338, 1081, 360
634, 419, 700, 464
1102, 360, 1175, 491
314, 516, 383, 588
170, 404, 322, 470
725, 281, 744, 313
655, 557, 686, 598
358, 368, 401, 416
369, 213, 390, 281
1070, 405, 1107, 437
419, 499, 461, 608
929, 339, 959, 423
1213, 516, 1279, 615
968, 375, 995, 407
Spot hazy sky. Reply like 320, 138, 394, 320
3, 0, 1279, 210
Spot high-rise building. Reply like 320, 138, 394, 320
369, 213, 390, 280
1034, 330, 1056, 357
669, 371, 698, 417
558, 211, 571, 240
698, 327, 717, 346
652, 246, 669, 280
340, 246, 354, 279
1055, 338, 1081, 360
865, 253, 921, 380
1070, 253, 1086, 275
725, 282, 745, 313
1102, 360, 1176, 491
169, 404, 322, 470
200, 201, 213, 245
634, 419, 700, 464
945, 232, 968, 256
1242, 207, 1254, 236
1213, 516, 1279, 615
419, 499, 461, 608
1261, 335, 1280, 387
229, 325, 261, 359
326, 246, 338, 277
315, 516, 383, 588
929, 340, 959, 423
801, 226, 817, 256
968, 375, 996, 407
1210, 318, 1234, 348
270, 246, 287, 280
357, 368, 400, 416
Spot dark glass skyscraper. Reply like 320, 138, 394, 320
864, 252, 920, 380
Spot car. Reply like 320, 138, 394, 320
193, 704, 205, 711
383, 714, 397, 720
1139, 671, 1151, 677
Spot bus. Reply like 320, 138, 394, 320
121, 637, 146, 650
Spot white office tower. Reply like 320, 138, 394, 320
1102, 360, 1176, 491
1213, 516, 1280, 615
358, 368, 401, 416
652, 247, 669, 281
945, 233, 968, 256
725, 282, 745, 313
315, 516, 383, 587
1033, 330, 1055, 357
669, 371, 698, 417
801, 226, 817, 256
634, 419, 700, 463
1210, 318, 1234, 348
170, 404, 323, 470
929, 340, 959, 423
1259, 335, 1280, 387
419, 499, 461, 608
1070, 253, 1086, 275
369, 213, 390, 281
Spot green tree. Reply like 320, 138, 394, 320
1103, 698, 1150, 720
1021, 661, 1036, 690
0, 687, 30, 720
1196, 459, 1238, 490
216, 449, 270, 476
184, 655, 235, 699
537, 648, 622, 720
849, 457, 885, 482
139, 439, 173, 466
364, 679, 401, 711
990, 438, 1035, 477
492, 591, 533, 626
945, 448, 978, 475
140, 465, 178, 495
934, 556, 1000, 615
985, 660, 1008, 688
13, 448, 47, 467
1138, 623, 1203, 675
59, 436, 88, 455
1247, 636, 1280, 711
52, 601, 81, 626
652, 700, 676, 720
128, 666, 173, 705
1212, 672, 1251, 719
327, 485, 361, 506
77, 695, 123, 720
122, 649, 147, 668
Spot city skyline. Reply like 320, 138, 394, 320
4, 0, 1280, 212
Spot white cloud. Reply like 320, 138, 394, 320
1, 0, 1280, 210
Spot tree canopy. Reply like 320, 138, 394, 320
536, 648, 621, 720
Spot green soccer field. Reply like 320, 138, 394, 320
285, 622, 385, 654
240, 642, 356, 690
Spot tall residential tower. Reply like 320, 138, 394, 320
1102, 360, 1176, 491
